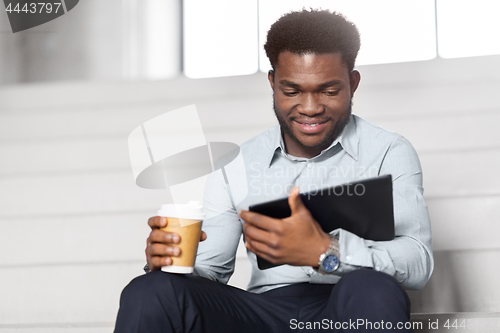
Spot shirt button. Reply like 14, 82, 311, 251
307, 163, 313, 168
346, 255, 352, 261
375, 266, 381, 271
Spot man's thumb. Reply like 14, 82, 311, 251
289, 187, 306, 215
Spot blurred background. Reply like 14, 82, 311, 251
1, 0, 500, 331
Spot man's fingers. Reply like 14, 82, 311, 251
148, 229, 180, 244
149, 255, 173, 269
288, 186, 306, 215
148, 243, 181, 257
239, 210, 281, 232
245, 240, 280, 264
148, 216, 167, 229
243, 223, 278, 248
147, 217, 205, 270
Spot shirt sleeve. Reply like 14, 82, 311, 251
193, 168, 243, 284
334, 136, 434, 290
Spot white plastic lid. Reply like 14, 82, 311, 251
157, 201, 205, 220
161, 265, 194, 274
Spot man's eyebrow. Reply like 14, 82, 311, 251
317, 80, 343, 89
278, 79, 343, 90
278, 80, 300, 89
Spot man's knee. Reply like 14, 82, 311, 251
116, 272, 192, 332
339, 268, 403, 289
119, 271, 189, 309
332, 269, 410, 314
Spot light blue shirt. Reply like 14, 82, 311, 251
194, 114, 434, 292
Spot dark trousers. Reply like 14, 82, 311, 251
114, 269, 411, 332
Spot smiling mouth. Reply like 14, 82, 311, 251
293, 119, 329, 134
294, 120, 329, 127
298, 122, 322, 127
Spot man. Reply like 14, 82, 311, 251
115, 9, 433, 332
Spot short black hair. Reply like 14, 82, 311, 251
264, 9, 361, 72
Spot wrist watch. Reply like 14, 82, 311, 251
316, 235, 340, 274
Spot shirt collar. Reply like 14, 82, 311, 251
338, 114, 359, 161
265, 114, 359, 167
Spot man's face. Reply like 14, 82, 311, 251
269, 51, 360, 158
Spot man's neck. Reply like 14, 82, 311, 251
281, 133, 337, 159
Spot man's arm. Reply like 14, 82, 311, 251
241, 136, 433, 290
193, 168, 243, 284
334, 136, 433, 289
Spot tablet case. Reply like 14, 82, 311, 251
248, 175, 395, 270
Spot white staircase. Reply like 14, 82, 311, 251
2, 55, 500, 331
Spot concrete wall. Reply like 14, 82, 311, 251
1, 54, 500, 331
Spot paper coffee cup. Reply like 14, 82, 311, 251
157, 201, 204, 274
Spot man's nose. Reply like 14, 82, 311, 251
297, 93, 323, 116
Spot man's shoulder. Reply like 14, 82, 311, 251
353, 115, 418, 161
211, 124, 278, 172
239, 124, 280, 153
353, 115, 407, 145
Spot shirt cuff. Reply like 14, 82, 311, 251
332, 228, 375, 268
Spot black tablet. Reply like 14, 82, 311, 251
248, 175, 395, 270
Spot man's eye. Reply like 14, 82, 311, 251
283, 91, 298, 96
324, 90, 339, 96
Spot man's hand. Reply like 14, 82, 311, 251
145, 216, 207, 271
240, 187, 330, 267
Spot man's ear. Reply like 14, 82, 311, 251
268, 70, 275, 90
350, 70, 361, 97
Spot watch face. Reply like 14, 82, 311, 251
321, 254, 339, 273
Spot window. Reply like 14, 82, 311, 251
437, 0, 500, 59
183, 0, 259, 78
258, 0, 437, 71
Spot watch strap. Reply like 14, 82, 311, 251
316, 235, 340, 274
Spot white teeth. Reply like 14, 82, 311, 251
305, 123, 320, 127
